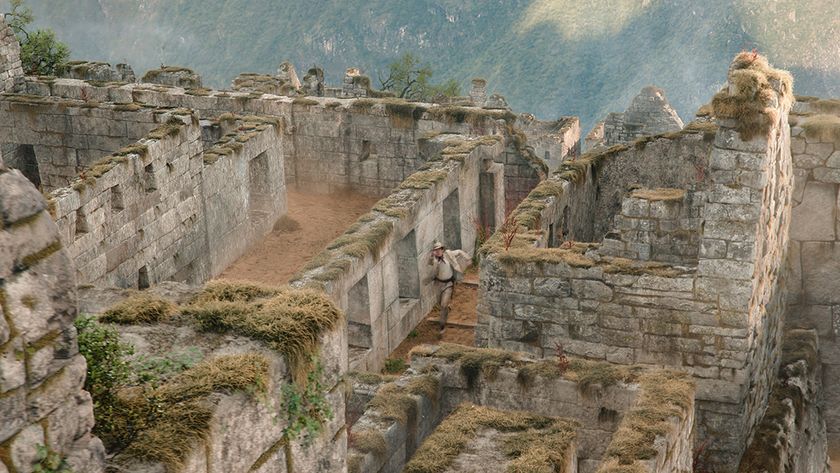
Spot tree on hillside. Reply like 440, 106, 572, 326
5, 0, 69, 76
378, 53, 460, 101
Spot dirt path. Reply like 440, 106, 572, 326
216, 187, 379, 286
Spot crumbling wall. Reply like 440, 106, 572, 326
738, 330, 829, 473
478, 54, 793, 470
47, 114, 285, 287
12, 78, 562, 208
785, 98, 840, 454
515, 115, 580, 172
349, 345, 694, 473
603, 86, 684, 146
599, 188, 704, 264
0, 168, 104, 472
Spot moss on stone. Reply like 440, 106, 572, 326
148, 117, 185, 140
117, 353, 269, 472
19, 240, 62, 270
184, 286, 341, 384
365, 375, 439, 425
599, 370, 694, 470
801, 114, 840, 143
711, 52, 793, 141
404, 404, 576, 473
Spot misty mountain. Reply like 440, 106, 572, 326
13, 0, 840, 132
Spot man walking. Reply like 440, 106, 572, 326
427, 241, 471, 334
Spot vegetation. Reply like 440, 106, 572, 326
5, 0, 70, 75
281, 358, 333, 444
100, 292, 177, 324
366, 375, 440, 425
404, 404, 577, 473
600, 370, 694, 470
711, 51, 793, 141
378, 53, 460, 101
118, 353, 270, 471
32, 445, 72, 473
184, 283, 342, 384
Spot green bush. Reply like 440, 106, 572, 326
75, 315, 134, 400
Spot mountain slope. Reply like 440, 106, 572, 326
17, 0, 840, 130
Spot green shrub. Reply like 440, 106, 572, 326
75, 315, 134, 400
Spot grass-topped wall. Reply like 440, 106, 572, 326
82, 280, 345, 472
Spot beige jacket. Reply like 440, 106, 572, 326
428, 249, 471, 278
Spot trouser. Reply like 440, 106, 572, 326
435, 280, 455, 329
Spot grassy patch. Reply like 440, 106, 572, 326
711, 52, 793, 141
148, 117, 184, 140
350, 429, 387, 457
801, 114, 840, 143
184, 287, 341, 384
600, 370, 694, 469
118, 353, 269, 471
101, 292, 177, 324
192, 280, 282, 304
405, 404, 577, 473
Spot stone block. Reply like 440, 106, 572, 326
0, 170, 46, 225
801, 242, 840, 305
0, 338, 25, 393
790, 181, 837, 241
0, 387, 26, 443
7, 423, 44, 472
26, 355, 86, 420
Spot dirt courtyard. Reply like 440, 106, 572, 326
216, 186, 380, 286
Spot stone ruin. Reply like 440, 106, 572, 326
593, 86, 685, 148
0, 13, 835, 473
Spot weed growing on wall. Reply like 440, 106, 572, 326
32, 445, 73, 473
75, 315, 134, 403
282, 358, 333, 445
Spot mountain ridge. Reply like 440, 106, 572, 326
15, 0, 840, 131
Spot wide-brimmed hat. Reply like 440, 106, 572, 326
433, 241, 445, 250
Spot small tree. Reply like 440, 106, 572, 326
378, 53, 460, 101
5, 0, 69, 76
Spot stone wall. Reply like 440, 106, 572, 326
292, 136, 505, 371
348, 346, 694, 473
0, 97, 164, 190
603, 86, 684, 146
11, 76, 570, 204
48, 114, 285, 287
79, 284, 348, 473
738, 329, 829, 473
785, 99, 840, 454
0, 18, 22, 93
0, 168, 104, 472
599, 188, 704, 265
477, 55, 793, 469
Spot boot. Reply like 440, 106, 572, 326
439, 307, 449, 334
